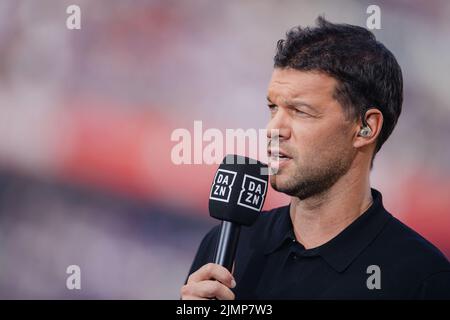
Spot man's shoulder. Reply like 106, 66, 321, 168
378, 212, 450, 272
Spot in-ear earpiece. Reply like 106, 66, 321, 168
359, 126, 372, 137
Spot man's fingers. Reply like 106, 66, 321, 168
186, 280, 235, 300
181, 295, 209, 301
187, 263, 235, 288
182, 263, 237, 300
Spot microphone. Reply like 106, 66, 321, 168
209, 154, 268, 272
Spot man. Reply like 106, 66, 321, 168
180, 17, 450, 299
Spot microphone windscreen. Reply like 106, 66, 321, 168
209, 154, 268, 226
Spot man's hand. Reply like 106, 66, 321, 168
180, 263, 236, 300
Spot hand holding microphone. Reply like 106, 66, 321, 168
181, 155, 268, 300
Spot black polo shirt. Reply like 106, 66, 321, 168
187, 188, 450, 299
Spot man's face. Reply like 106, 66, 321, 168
266, 68, 357, 200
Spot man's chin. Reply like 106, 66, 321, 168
269, 174, 291, 193
269, 173, 309, 198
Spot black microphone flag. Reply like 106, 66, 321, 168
209, 155, 268, 271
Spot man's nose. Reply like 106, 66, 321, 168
266, 109, 291, 141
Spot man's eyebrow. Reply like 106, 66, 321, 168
267, 96, 317, 112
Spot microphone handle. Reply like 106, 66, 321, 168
213, 221, 241, 272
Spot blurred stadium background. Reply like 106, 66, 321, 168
0, 0, 449, 298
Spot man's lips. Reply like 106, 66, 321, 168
267, 149, 293, 172
267, 149, 292, 159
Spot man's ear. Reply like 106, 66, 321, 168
353, 108, 383, 149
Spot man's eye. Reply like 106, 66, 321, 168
268, 104, 278, 112
294, 108, 310, 117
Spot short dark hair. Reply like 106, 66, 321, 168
274, 16, 403, 166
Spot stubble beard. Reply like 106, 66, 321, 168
270, 150, 355, 200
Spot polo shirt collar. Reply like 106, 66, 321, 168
264, 188, 392, 273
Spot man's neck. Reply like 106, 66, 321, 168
289, 166, 373, 249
